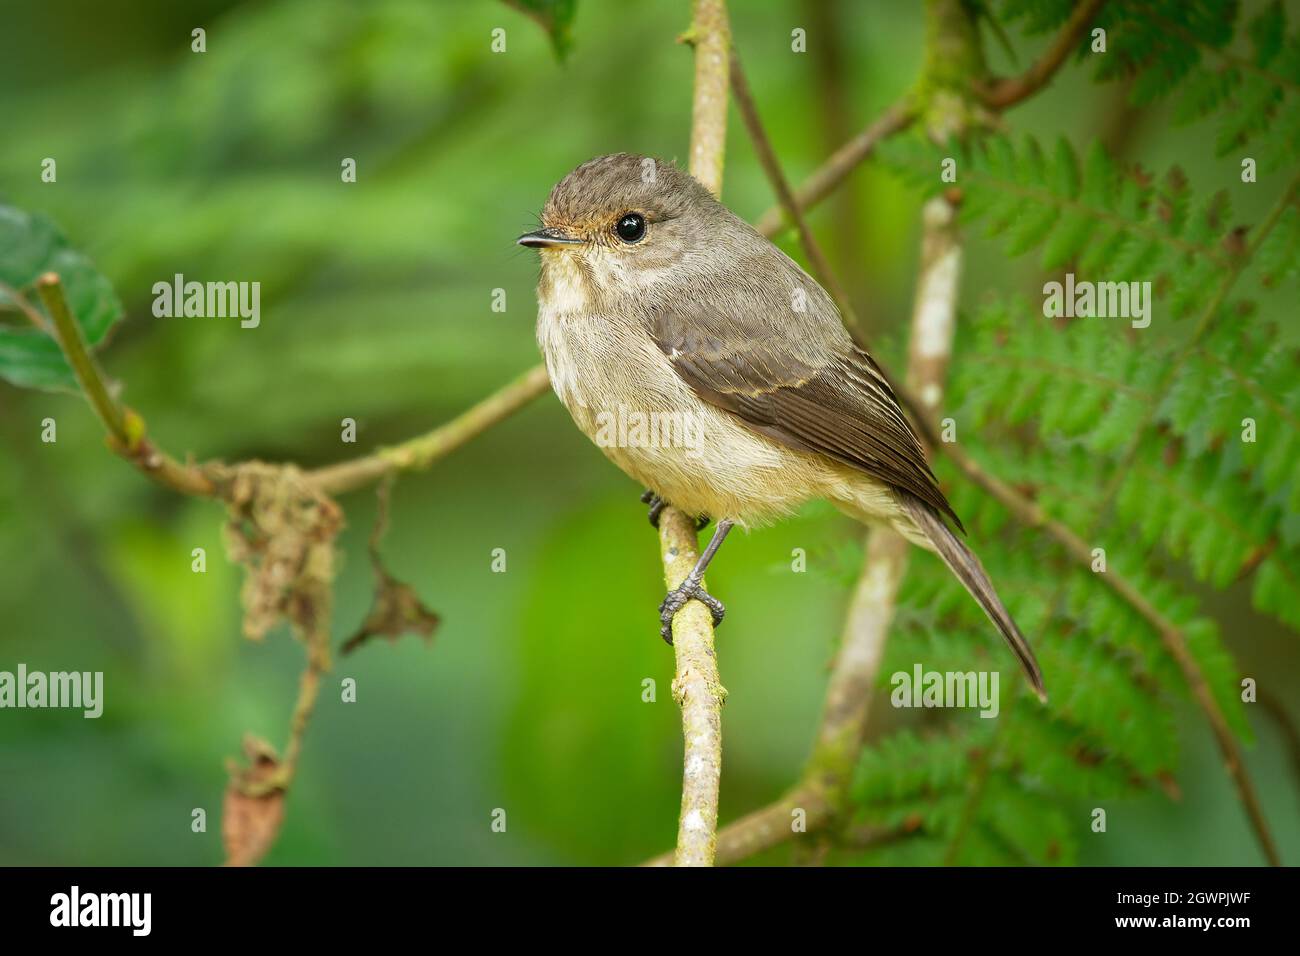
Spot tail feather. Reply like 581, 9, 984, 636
899, 493, 1047, 702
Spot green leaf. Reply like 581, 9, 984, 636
1040, 210, 1096, 269
1048, 136, 1080, 198
0, 332, 77, 391
1248, 0, 1285, 67
1216, 74, 1283, 155
1254, 205, 1300, 286
1076, 0, 1297, 156
0, 205, 123, 392
1174, 66, 1241, 125
501, 0, 578, 61
1081, 140, 1118, 209
1254, 554, 1300, 630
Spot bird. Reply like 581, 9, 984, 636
518, 152, 1045, 700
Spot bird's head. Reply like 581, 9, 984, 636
518, 153, 724, 304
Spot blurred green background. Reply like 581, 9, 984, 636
1, 0, 1296, 865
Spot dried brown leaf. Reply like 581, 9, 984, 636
222, 735, 286, 867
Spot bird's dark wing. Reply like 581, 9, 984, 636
649, 302, 963, 532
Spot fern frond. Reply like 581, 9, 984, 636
999, 0, 1300, 160
883, 135, 1232, 286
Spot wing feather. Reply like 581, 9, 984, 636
649, 302, 963, 531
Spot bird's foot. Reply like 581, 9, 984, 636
658, 579, 726, 644
640, 489, 710, 531
640, 489, 666, 528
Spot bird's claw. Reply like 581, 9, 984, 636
641, 489, 666, 528
658, 581, 726, 644
640, 489, 710, 531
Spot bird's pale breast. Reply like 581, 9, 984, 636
536, 287, 901, 529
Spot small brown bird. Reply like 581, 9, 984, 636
520, 153, 1045, 700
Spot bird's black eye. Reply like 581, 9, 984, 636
615, 212, 646, 243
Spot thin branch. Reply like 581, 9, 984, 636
659, 0, 732, 868
281, 617, 331, 782
659, 508, 727, 866
35, 273, 217, 497
36, 274, 127, 440
220, 621, 329, 867
645, 785, 829, 867
1233, 536, 1279, 585
810, 193, 963, 804
35, 272, 549, 501
976, 0, 1109, 108
754, 99, 917, 238
685, 0, 731, 198
803, 0, 872, 322
307, 364, 550, 495
814, 528, 911, 763
731, 50, 855, 318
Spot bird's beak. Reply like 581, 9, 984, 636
517, 227, 584, 249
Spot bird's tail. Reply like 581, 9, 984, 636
898, 492, 1047, 702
